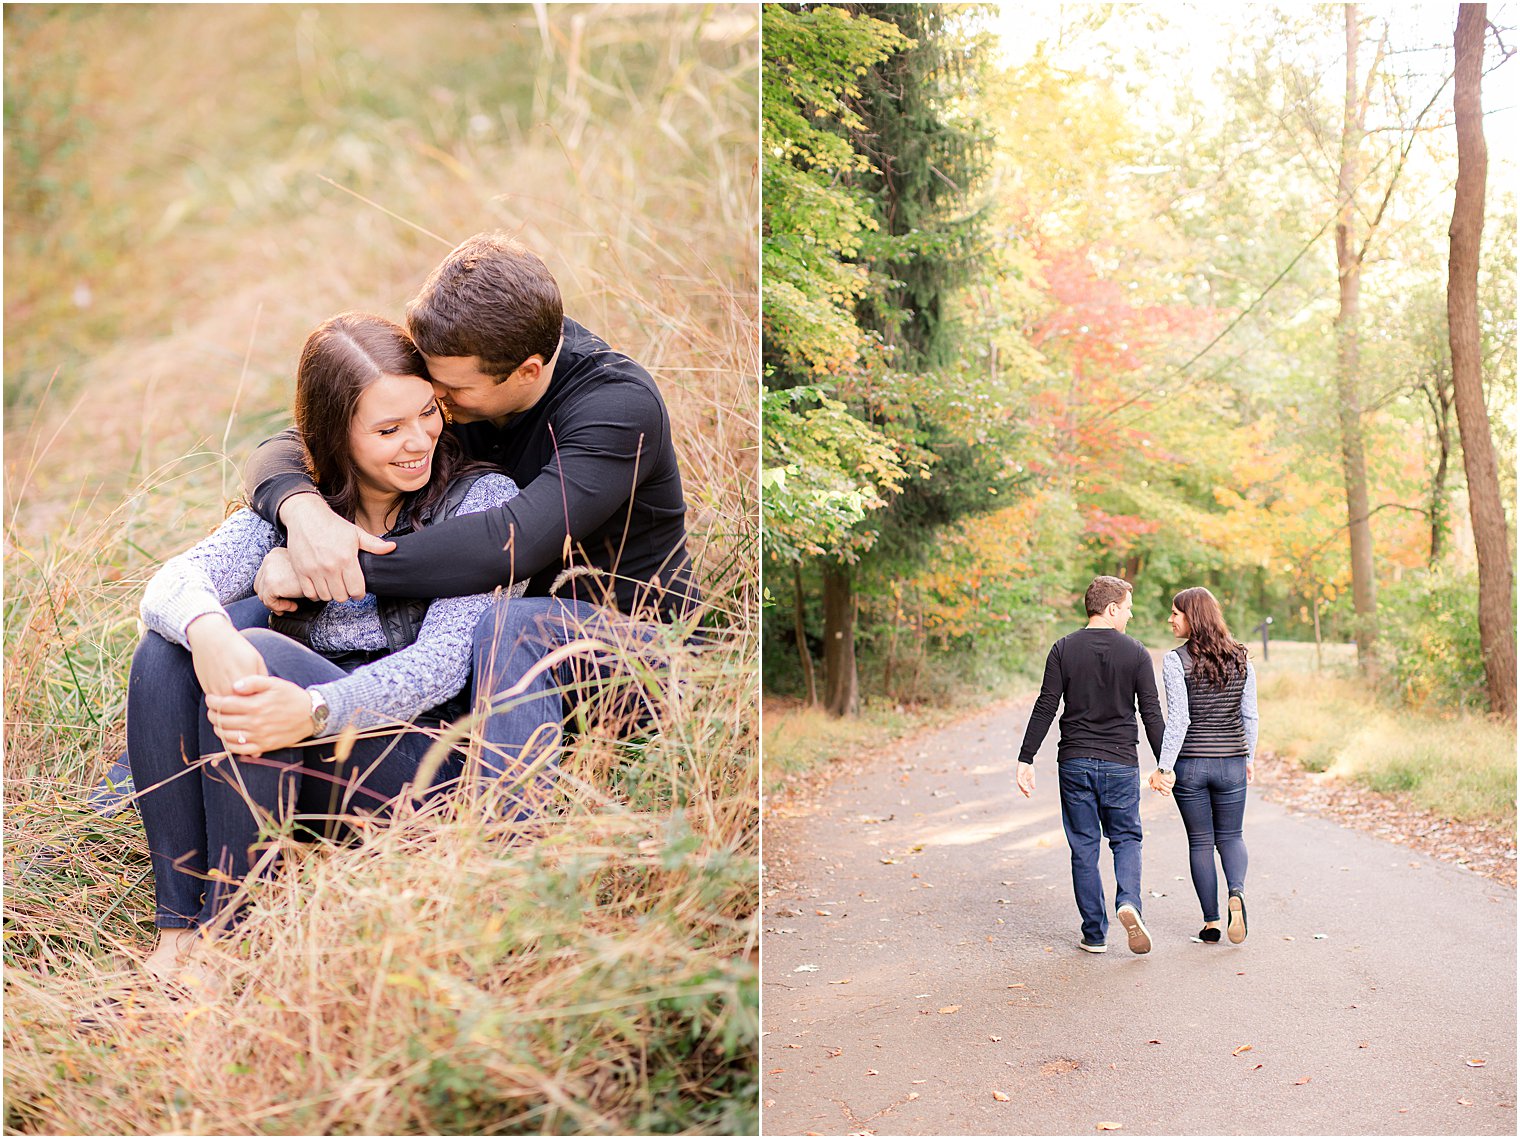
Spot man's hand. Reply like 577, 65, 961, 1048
1016, 762, 1036, 798
1148, 768, 1175, 797
1246, 761, 1255, 785
278, 492, 395, 602
186, 613, 268, 698
205, 674, 315, 756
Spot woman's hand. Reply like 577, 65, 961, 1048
204, 675, 316, 756
1148, 768, 1175, 796
253, 548, 303, 614
186, 613, 267, 698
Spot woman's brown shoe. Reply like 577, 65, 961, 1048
1227, 891, 1247, 944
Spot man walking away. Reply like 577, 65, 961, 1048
1015, 576, 1166, 954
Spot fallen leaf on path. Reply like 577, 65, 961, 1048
1007, 983, 1026, 989
1294, 1076, 1312, 1085
1358, 1042, 1369, 1049
1467, 1058, 1488, 1067
911, 1079, 926, 1084
880, 858, 900, 864
1283, 936, 1295, 941
938, 1005, 962, 1015
1252, 1064, 1263, 1070
826, 1048, 842, 1058
794, 964, 819, 973
866, 1069, 878, 1076
784, 1044, 801, 1049
1398, 1107, 1410, 1113
907, 1092, 920, 1101
1148, 1039, 1161, 1045
769, 1068, 786, 1074
1313, 933, 1327, 940
1095, 1123, 1123, 1131
1232, 1044, 1253, 1056
815, 909, 832, 916
992, 1091, 1010, 1102
829, 978, 852, 985
1458, 1099, 1473, 1106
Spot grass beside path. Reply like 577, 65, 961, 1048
1259, 667, 1516, 827
763, 692, 1018, 792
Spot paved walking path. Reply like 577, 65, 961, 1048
761, 691, 1516, 1136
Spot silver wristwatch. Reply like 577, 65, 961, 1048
307, 687, 330, 736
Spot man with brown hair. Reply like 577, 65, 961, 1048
243, 232, 698, 794
1016, 575, 1166, 954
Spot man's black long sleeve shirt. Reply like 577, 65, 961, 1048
1016, 627, 1165, 767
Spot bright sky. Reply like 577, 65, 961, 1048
983, 2, 1517, 165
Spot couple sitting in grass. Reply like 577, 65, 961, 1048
125, 233, 699, 991
1016, 576, 1258, 953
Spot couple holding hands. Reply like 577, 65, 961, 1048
124, 232, 697, 989
1016, 576, 1257, 953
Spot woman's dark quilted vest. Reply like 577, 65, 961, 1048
1175, 643, 1249, 761
268, 474, 485, 721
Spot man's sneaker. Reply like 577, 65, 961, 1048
1116, 903, 1152, 954
1078, 939, 1108, 953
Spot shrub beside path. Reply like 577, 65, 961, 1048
761, 687, 1516, 1135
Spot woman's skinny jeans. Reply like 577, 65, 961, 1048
127, 600, 461, 932
1171, 754, 1249, 922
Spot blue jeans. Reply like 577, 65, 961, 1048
1171, 754, 1249, 922
127, 601, 461, 931
1057, 757, 1144, 944
470, 596, 660, 814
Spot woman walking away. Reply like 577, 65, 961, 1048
1148, 587, 1258, 944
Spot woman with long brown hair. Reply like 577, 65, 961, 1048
1147, 586, 1258, 944
125, 313, 523, 990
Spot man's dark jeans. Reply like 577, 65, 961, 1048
1056, 756, 1144, 945
127, 598, 460, 931
469, 595, 663, 801
1171, 754, 1249, 922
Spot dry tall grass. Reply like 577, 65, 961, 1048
4, 6, 758, 1133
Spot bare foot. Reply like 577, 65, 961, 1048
142, 928, 227, 999
143, 928, 200, 983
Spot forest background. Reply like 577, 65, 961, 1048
4, 5, 758, 1135
762, 3, 1516, 827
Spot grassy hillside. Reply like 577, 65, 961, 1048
4, 5, 759, 1133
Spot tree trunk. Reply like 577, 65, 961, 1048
1448, 3, 1517, 718
822, 562, 860, 717
1423, 368, 1454, 565
1335, 5, 1380, 674
793, 563, 817, 707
